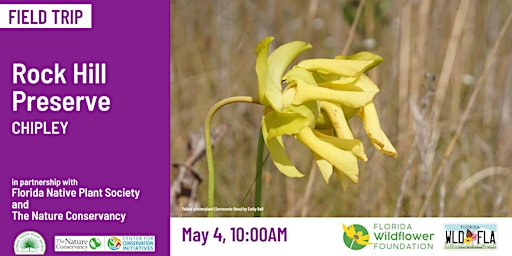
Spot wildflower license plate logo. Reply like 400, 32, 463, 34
444, 224, 497, 249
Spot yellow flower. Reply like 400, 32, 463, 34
464, 237, 473, 244
343, 224, 373, 246
293, 51, 398, 157
255, 36, 397, 188
255, 36, 312, 112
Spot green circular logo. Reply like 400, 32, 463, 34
89, 238, 101, 250
343, 224, 372, 250
14, 231, 46, 255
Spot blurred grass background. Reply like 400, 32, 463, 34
171, 0, 512, 217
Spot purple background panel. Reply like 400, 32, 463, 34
1, 1, 170, 255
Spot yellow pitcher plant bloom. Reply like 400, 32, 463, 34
204, 36, 397, 216
256, 36, 397, 189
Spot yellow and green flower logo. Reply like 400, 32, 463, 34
343, 223, 373, 250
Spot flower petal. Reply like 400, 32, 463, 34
297, 58, 377, 77
334, 169, 352, 191
264, 111, 311, 139
358, 102, 398, 157
343, 224, 356, 238
255, 36, 274, 106
261, 120, 305, 178
356, 232, 373, 245
334, 51, 383, 73
341, 105, 360, 120
319, 73, 380, 93
263, 100, 319, 139
268, 41, 313, 84
293, 80, 376, 108
352, 73, 381, 92
265, 40, 312, 110
318, 74, 358, 85
359, 233, 371, 241
313, 153, 333, 183
320, 101, 354, 139
283, 66, 318, 86
296, 127, 359, 183
312, 129, 367, 161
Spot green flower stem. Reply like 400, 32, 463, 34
204, 96, 260, 217
254, 129, 264, 217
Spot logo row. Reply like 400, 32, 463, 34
14, 231, 155, 254
342, 223, 497, 251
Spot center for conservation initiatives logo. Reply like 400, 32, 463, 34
14, 231, 46, 255
108, 236, 122, 250
342, 223, 435, 251
444, 223, 497, 249
55, 235, 155, 252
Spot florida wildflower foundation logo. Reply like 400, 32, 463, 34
372, 223, 435, 251
203, 36, 397, 217
342, 223, 435, 251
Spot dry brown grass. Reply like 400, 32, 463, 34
171, 0, 512, 217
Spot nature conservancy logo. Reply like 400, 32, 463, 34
54, 236, 91, 252
54, 235, 154, 252
444, 224, 497, 249
89, 237, 101, 250
14, 231, 46, 255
